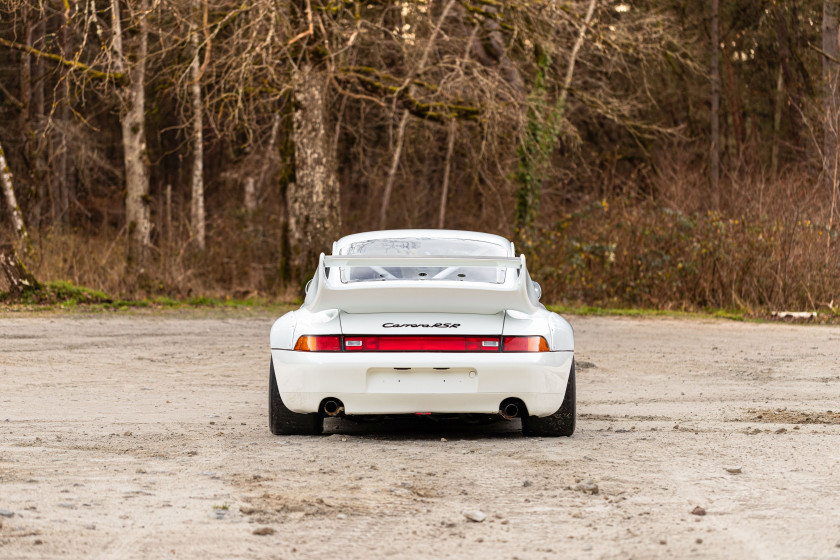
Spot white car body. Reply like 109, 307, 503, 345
269, 229, 575, 435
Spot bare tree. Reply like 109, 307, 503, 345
824, 0, 840, 192
288, 63, 341, 281
0, 135, 39, 295
438, 120, 456, 229
1, 137, 31, 250
516, 0, 598, 232
111, 0, 151, 268
189, 22, 205, 251
710, 0, 720, 205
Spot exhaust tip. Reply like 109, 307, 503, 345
322, 398, 345, 417
499, 398, 524, 420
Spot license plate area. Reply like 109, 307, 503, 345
366, 368, 478, 393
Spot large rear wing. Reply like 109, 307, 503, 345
303, 254, 542, 314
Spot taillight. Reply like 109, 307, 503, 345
293, 335, 342, 352
291, 335, 545, 352
502, 336, 550, 352
343, 336, 500, 352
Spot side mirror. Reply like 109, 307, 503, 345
532, 281, 542, 301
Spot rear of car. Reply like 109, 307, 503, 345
269, 230, 576, 436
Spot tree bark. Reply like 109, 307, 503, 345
55, 6, 75, 232
0, 244, 40, 298
721, 43, 746, 163
0, 136, 31, 250
0, 137, 38, 297
771, 65, 784, 178
20, 4, 32, 127
189, 26, 205, 251
288, 66, 341, 282
824, 0, 840, 193
710, 0, 720, 206
113, 0, 151, 268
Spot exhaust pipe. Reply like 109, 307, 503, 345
501, 403, 519, 420
323, 399, 345, 417
499, 399, 523, 420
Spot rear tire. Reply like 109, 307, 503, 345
269, 359, 323, 435
523, 360, 576, 437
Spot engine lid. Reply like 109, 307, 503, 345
339, 312, 505, 335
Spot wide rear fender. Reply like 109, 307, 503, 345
503, 309, 574, 352
270, 308, 342, 350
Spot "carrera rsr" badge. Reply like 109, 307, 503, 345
382, 322, 460, 328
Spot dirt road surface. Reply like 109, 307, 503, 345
1, 313, 839, 559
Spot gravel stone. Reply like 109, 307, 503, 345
463, 510, 486, 523
574, 480, 599, 495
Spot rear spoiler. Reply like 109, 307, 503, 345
303, 253, 541, 314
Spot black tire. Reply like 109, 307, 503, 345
522, 360, 576, 437
269, 359, 323, 435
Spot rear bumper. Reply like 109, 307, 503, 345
270, 349, 574, 417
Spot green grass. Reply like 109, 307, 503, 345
547, 304, 840, 323
546, 304, 751, 322
0, 281, 296, 316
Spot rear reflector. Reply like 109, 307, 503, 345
502, 336, 550, 352
293, 335, 342, 352
344, 336, 501, 352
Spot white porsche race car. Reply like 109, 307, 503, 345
268, 230, 576, 437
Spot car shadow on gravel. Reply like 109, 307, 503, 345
323, 416, 524, 439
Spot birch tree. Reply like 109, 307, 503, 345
189, 23, 205, 251
0, 135, 39, 296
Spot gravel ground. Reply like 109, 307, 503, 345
1, 313, 839, 559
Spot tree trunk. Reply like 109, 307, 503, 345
721, 43, 746, 164
771, 65, 784, 178
189, 27, 205, 251
774, 6, 813, 151
824, 0, 840, 193
438, 120, 456, 229
288, 66, 341, 282
379, 110, 410, 230
1, 137, 38, 297
20, 4, 32, 127
114, 0, 151, 268
0, 136, 31, 250
0, 244, 40, 298
29, 4, 46, 229
710, 0, 720, 206
244, 177, 256, 214
31, 14, 44, 122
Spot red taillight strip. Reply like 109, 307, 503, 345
344, 336, 501, 352
292, 335, 551, 352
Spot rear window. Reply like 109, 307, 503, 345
339, 237, 508, 284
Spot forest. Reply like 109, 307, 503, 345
0, 0, 838, 313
